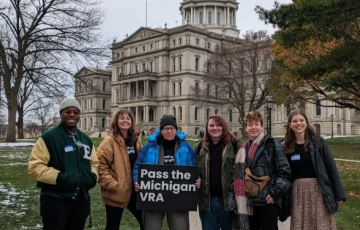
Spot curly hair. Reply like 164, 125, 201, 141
109, 109, 137, 146
243, 111, 263, 127
284, 109, 315, 154
203, 115, 239, 147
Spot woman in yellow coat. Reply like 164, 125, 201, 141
97, 109, 143, 230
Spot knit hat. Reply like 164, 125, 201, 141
160, 115, 178, 130
59, 98, 81, 113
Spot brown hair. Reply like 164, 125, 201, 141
244, 111, 263, 127
284, 109, 315, 154
109, 109, 137, 146
203, 115, 239, 147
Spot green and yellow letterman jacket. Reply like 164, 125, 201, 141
28, 122, 99, 200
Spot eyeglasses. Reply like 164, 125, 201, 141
163, 127, 176, 132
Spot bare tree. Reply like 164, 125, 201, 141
191, 30, 272, 136
25, 122, 42, 138
0, 112, 5, 139
31, 100, 55, 134
0, 0, 109, 142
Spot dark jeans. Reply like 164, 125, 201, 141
199, 197, 232, 230
40, 195, 90, 230
248, 205, 280, 230
105, 191, 143, 230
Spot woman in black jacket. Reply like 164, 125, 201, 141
284, 109, 346, 230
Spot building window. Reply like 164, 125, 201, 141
195, 82, 199, 95
229, 109, 233, 122
103, 81, 106, 91
195, 107, 199, 121
215, 109, 219, 115
172, 58, 176, 71
90, 100, 93, 110
103, 100, 106, 109
199, 12, 203, 24
206, 108, 211, 120
135, 65, 138, 73
316, 100, 321, 115
149, 109, 154, 121
195, 57, 199, 71
172, 107, 176, 118
102, 118, 105, 128
207, 42, 211, 49
121, 51, 124, 58
208, 11, 212, 24
195, 127, 199, 135
142, 46, 145, 52
173, 39, 176, 46
207, 84, 210, 95
179, 82, 182, 95
142, 63, 146, 72
149, 62, 153, 72
314, 124, 321, 134
173, 83, 176, 96
217, 12, 220, 24
150, 43, 153, 50
179, 57, 182, 70
179, 38, 182, 44
207, 62, 211, 73
179, 106, 183, 120
337, 124, 341, 134
135, 47, 138, 53
196, 38, 200, 45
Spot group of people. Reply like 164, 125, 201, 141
28, 98, 346, 230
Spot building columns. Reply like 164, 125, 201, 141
215, 6, 217, 24
227, 7, 230, 25
191, 7, 194, 24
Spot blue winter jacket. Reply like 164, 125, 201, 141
133, 129, 196, 183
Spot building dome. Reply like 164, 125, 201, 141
179, 0, 239, 37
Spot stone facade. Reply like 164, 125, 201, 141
75, 67, 111, 136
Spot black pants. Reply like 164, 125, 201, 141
40, 195, 90, 230
105, 191, 143, 230
248, 205, 280, 230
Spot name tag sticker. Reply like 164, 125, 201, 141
291, 153, 300, 161
64, 145, 74, 153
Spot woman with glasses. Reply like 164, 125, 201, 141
97, 109, 143, 230
133, 114, 200, 230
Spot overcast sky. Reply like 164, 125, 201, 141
100, 0, 292, 40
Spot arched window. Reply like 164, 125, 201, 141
228, 109, 233, 122
172, 107, 176, 118
179, 106, 183, 121
206, 108, 211, 120
316, 100, 321, 115
215, 109, 219, 115
140, 110, 144, 121
195, 107, 199, 120
208, 11, 212, 24
149, 109, 154, 121
199, 12, 203, 24
217, 12, 220, 24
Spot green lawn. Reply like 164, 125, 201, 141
0, 137, 359, 229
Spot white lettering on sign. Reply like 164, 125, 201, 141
140, 192, 164, 202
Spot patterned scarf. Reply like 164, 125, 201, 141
232, 132, 264, 230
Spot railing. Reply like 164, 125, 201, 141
117, 70, 158, 81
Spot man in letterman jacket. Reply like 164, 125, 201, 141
28, 98, 99, 230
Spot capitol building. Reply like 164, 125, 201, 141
74, 0, 360, 137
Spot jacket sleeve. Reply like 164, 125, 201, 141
133, 142, 150, 184
322, 140, 346, 202
269, 139, 291, 200
28, 137, 60, 185
96, 137, 118, 191
91, 144, 99, 180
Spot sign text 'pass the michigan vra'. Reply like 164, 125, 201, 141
136, 164, 199, 211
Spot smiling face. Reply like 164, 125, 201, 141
60, 107, 80, 131
245, 120, 262, 140
117, 112, 132, 132
207, 118, 223, 142
161, 125, 177, 141
289, 114, 307, 135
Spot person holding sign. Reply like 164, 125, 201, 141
194, 115, 241, 230
97, 109, 143, 230
230, 111, 291, 230
133, 114, 200, 230
284, 110, 345, 230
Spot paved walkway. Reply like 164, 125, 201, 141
189, 210, 291, 230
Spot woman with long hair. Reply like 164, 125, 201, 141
97, 109, 143, 230
284, 109, 345, 230
194, 115, 241, 230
